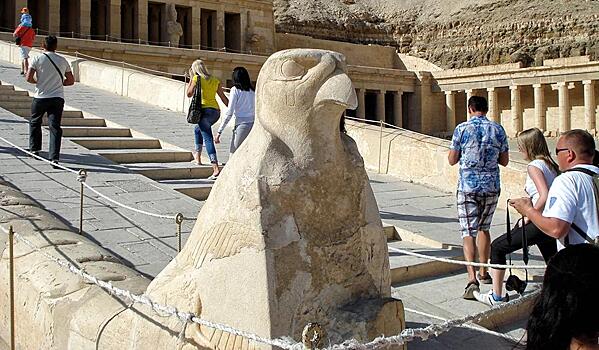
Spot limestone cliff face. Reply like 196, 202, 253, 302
274, 0, 599, 69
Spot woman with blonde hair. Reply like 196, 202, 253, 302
474, 127, 559, 306
186, 59, 228, 179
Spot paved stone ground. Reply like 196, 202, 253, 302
0, 59, 539, 348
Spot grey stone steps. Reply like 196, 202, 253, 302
9, 109, 83, 118
0, 101, 34, 109
61, 126, 131, 137
68, 137, 161, 149
120, 162, 214, 180
96, 149, 193, 164
52, 118, 106, 127
157, 178, 213, 201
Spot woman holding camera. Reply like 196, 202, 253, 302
474, 128, 559, 306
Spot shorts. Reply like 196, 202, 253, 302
19, 46, 31, 60
456, 191, 499, 238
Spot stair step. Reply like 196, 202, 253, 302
158, 179, 213, 201
388, 240, 464, 284
96, 149, 193, 164
54, 118, 106, 127
0, 94, 32, 101
10, 109, 83, 118
121, 162, 214, 180
0, 101, 34, 109
62, 127, 131, 137
69, 137, 161, 149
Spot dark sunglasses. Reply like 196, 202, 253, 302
555, 148, 570, 155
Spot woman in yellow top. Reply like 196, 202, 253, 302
186, 59, 229, 179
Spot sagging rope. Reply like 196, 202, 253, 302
3, 226, 540, 350
388, 247, 547, 270
6, 229, 297, 350
0, 136, 194, 221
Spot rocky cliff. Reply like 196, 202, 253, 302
274, 0, 599, 69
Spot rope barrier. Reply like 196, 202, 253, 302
0, 136, 195, 221
73, 51, 187, 78
388, 247, 547, 270
4, 229, 297, 350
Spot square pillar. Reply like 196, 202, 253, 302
356, 88, 365, 119
557, 82, 571, 133
80, 0, 91, 36
240, 9, 248, 53
394, 90, 403, 128
137, 0, 148, 42
583, 80, 596, 132
216, 9, 225, 49
487, 87, 499, 123
110, 0, 121, 40
191, 5, 201, 48
445, 91, 456, 131
15, 1, 27, 26
48, 0, 60, 34
510, 85, 523, 136
376, 90, 386, 122
533, 84, 546, 131
466, 89, 473, 120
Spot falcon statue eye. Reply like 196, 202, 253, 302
280, 60, 306, 80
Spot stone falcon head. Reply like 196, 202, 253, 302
255, 49, 358, 141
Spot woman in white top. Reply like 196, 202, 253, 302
474, 127, 559, 306
214, 67, 255, 154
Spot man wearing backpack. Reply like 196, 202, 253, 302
13, 8, 36, 76
510, 129, 599, 249
26, 36, 75, 167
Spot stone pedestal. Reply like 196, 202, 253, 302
357, 88, 365, 119
533, 84, 546, 131
487, 87, 499, 123
445, 91, 456, 131
583, 80, 596, 131
510, 85, 523, 136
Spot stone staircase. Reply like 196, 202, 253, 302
0, 81, 214, 201
0, 80, 536, 346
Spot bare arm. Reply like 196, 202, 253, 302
26, 68, 36, 84
498, 151, 509, 167
63, 71, 75, 86
186, 79, 196, 98
528, 166, 550, 211
216, 83, 229, 106
509, 198, 571, 239
448, 149, 460, 166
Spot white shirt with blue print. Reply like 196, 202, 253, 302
450, 115, 509, 193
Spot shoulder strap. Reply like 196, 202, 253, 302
43, 53, 64, 82
19, 27, 30, 38
563, 167, 598, 176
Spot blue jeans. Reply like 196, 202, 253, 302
193, 108, 220, 163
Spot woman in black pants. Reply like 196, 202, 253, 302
474, 128, 559, 306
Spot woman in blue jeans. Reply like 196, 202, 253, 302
186, 59, 229, 179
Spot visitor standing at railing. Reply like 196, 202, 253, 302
474, 128, 558, 306
186, 59, 229, 180
448, 95, 510, 300
215, 67, 255, 154
13, 7, 35, 76
26, 36, 75, 168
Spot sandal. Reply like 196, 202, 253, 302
477, 272, 493, 285
463, 280, 480, 300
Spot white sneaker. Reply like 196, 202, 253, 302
473, 289, 509, 306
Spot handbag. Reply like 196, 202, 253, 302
187, 75, 202, 124
15, 27, 30, 46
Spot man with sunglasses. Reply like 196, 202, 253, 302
510, 129, 599, 250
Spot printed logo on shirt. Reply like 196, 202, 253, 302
549, 197, 557, 209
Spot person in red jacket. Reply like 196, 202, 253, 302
13, 12, 36, 76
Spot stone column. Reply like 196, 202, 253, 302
583, 80, 596, 132
445, 91, 456, 131
80, 0, 91, 37
109, 0, 122, 40
394, 90, 403, 128
191, 6, 201, 48
15, 1, 27, 27
137, 0, 148, 42
356, 88, 365, 119
510, 85, 523, 136
557, 82, 571, 132
533, 84, 546, 131
376, 90, 386, 122
487, 87, 499, 123
240, 9, 248, 53
48, 0, 60, 34
465, 89, 473, 120
216, 9, 225, 49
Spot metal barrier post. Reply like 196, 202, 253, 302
77, 169, 87, 234
8, 225, 16, 350
378, 120, 383, 174
175, 213, 184, 252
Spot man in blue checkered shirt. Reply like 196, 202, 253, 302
448, 96, 509, 300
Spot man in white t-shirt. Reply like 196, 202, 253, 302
510, 129, 599, 249
25, 35, 75, 166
